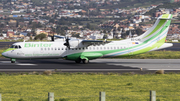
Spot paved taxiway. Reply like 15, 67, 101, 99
0, 58, 180, 73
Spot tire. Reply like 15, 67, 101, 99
11, 61, 15, 63
82, 59, 89, 64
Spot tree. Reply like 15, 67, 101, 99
135, 28, 143, 36
86, 23, 91, 29
34, 33, 46, 40
72, 33, 80, 38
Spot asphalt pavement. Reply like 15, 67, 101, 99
0, 58, 180, 73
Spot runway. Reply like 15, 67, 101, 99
0, 58, 180, 73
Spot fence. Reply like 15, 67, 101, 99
0, 91, 158, 101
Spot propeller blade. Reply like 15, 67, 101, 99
51, 35, 54, 41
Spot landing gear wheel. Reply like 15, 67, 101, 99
75, 59, 81, 63
82, 59, 89, 64
10, 59, 16, 63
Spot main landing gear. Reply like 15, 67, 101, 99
82, 59, 89, 64
10, 58, 16, 63
75, 58, 89, 64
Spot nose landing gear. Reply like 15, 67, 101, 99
10, 58, 16, 63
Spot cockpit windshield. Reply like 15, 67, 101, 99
10, 45, 22, 49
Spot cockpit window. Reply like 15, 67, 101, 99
15, 46, 18, 48
10, 45, 15, 48
19, 46, 21, 49
10, 45, 22, 49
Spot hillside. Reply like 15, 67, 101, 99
99, 0, 169, 9
145, 2, 180, 16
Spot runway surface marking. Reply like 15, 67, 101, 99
16, 64, 37, 66
59, 69, 141, 72
147, 69, 180, 70
0, 61, 37, 66
1, 59, 180, 72
107, 63, 180, 70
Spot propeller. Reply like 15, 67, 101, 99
48, 35, 54, 41
63, 31, 71, 49
51, 35, 54, 41
64, 36, 70, 49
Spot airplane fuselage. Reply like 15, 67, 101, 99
2, 41, 134, 59
2, 39, 172, 60
1, 14, 174, 63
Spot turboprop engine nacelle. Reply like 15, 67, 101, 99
68, 39, 88, 48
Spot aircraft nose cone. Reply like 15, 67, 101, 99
1, 52, 7, 57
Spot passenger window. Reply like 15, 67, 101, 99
97, 47, 99, 50
114, 47, 116, 49
79, 48, 81, 50
44, 48, 46, 50
62, 48, 63, 50
89, 47, 91, 50
48, 48, 50, 50
58, 48, 60, 50
41, 48, 43, 50
107, 47, 109, 50
104, 47, 106, 50
55, 48, 57, 50
51, 48, 53, 50
83, 48, 84, 50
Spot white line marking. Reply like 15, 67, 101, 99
0, 61, 36, 66
148, 69, 180, 70
107, 64, 140, 68
0, 61, 12, 63
0, 61, 19, 63
16, 64, 37, 66
60, 69, 141, 72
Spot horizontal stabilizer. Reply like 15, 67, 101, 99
159, 18, 176, 20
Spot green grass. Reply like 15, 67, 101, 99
0, 73, 180, 101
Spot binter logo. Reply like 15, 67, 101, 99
24, 43, 53, 48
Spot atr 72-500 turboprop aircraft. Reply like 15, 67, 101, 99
2, 14, 173, 64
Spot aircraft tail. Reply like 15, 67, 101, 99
138, 14, 172, 44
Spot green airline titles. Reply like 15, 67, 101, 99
24, 43, 53, 47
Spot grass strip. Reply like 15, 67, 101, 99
0, 73, 179, 101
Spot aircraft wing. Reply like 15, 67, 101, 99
54, 35, 65, 39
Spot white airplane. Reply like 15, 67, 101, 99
2, 14, 173, 64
